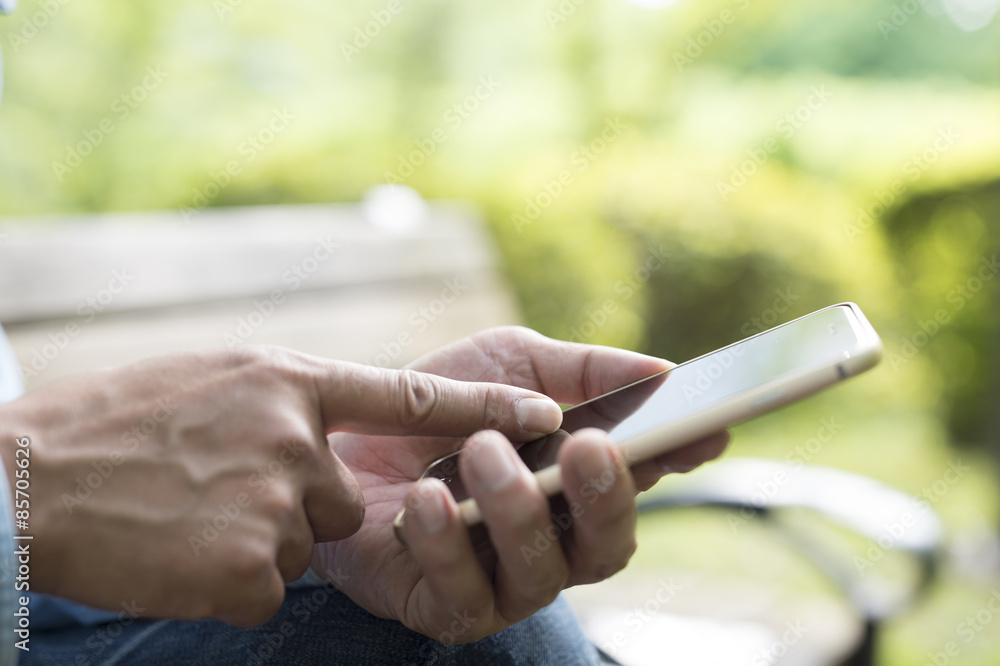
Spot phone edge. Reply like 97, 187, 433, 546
396, 302, 882, 539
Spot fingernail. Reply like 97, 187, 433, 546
470, 436, 518, 492
516, 397, 561, 434
414, 479, 448, 534
576, 438, 617, 494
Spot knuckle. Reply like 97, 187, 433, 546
226, 543, 275, 586
589, 560, 627, 584
506, 567, 566, 614
272, 421, 319, 458
585, 539, 636, 584
227, 345, 310, 384
250, 413, 319, 464
532, 572, 568, 607
260, 483, 299, 518
226, 345, 272, 369
479, 386, 506, 432
392, 369, 442, 429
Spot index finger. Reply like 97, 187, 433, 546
310, 360, 563, 441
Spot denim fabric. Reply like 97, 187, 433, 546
20, 586, 601, 666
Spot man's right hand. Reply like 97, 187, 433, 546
0, 346, 561, 627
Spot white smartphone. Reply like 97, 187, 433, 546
393, 302, 882, 542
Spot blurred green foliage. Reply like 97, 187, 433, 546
3, 0, 1000, 661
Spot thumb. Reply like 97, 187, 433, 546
312, 361, 563, 441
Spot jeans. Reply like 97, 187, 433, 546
21, 587, 601, 666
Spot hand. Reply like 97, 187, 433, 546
0, 346, 562, 626
311, 327, 729, 643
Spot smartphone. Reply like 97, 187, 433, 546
393, 302, 882, 543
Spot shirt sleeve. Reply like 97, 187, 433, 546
0, 455, 21, 665
0, 326, 23, 405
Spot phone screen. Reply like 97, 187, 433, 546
425, 305, 867, 503
550, 304, 864, 457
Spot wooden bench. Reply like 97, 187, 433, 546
0, 200, 520, 389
